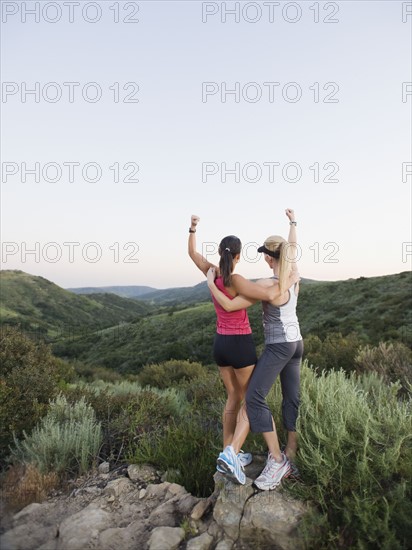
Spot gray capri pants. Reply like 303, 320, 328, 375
246, 340, 304, 433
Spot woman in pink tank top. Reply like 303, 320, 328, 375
188, 215, 291, 476
207, 209, 302, 488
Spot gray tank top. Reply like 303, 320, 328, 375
262, 279, 302, 344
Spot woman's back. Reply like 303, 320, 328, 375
262, 282, 301, 343
211, 276, 252, 335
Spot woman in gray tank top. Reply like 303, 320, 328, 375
207, 209, 303, 490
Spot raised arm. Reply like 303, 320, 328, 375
188, 215, 217, 276
286, 209, 300, 293
207, 268, 256, 311
286, 208, 298, 270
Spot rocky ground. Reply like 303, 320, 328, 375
0, 458, 308, 550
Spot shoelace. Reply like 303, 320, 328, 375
228, 447, 245, 473
238, 452, 247, 470
261, 454, 284, 477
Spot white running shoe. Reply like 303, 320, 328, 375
217, 445, 246, 485
254, 452, 291, 491
217, 450, 252, 473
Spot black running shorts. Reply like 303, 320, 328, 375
213, 333, 257, 369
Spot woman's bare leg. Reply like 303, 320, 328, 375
284, 432, 298, 461
230, 402, 250, 454
262, 417, 283, 462
219, 365, 254, 448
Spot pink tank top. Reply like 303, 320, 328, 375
210, 276, 252, 335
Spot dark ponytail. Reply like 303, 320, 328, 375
218, 235, 241, 287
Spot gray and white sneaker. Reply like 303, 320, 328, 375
254, 452, 291, 491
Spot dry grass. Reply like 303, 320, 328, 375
1, 463, 59, 512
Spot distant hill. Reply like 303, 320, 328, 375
140, 281, 211, 305
52, 272, 412, 373
0, 270, 153, 339
140, 277, 318, 306
67, 285, 157, 298
66, 283, 208, 304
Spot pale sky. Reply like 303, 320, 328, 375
1, 0, 411, 289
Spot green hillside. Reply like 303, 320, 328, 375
296, 272, 412, 342
0, 270, 153, 339
67, 285, 156, 298
52, 303, 217, 372
140, 281, 210, 305
52, 272, 412, 373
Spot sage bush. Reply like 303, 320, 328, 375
12, 394, 102, 476
266, 362, 412, 549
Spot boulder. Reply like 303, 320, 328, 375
215, 539, 234, 550
148, 499, 180, 528
177, 493, 199, 515
190, 498, 212, 520
13, 503, 42, 521
58, 504, 112, 549
38, 541, 58, 550
186, 531, 214, 550
147, 526, 185, 550
213, 472, 254, 541
165, 483, 188, 499
104, 478, 134, 498
99, 527, 136, 550
239, 490, 307, 550
99, 462, 110, 474
0, 523, 57, 550
145, 482, 172, 501
127, 464, 158, 483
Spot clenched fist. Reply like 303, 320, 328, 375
285, 209, 295, 222
191, 215, 200, 227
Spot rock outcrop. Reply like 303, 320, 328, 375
0, 457, 309, 550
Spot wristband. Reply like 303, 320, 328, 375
289, 221, 297, 226
189, 228, 196, 233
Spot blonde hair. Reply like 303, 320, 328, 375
262, 235, 294, 293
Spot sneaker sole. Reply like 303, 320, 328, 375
217, 457, 246, 485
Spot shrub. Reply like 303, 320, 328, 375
62, 382, 189, 465
179, 370, 225, 419
129, 412, 221, 497
354, 341, 412, 392
0, 326, 62, 465
278, 362, 412, 549
138, 359, 205, 389
304, 332, 362, 373
71, 360, 125, 383
11, 394, 102, 476
128, 370, 227, 497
